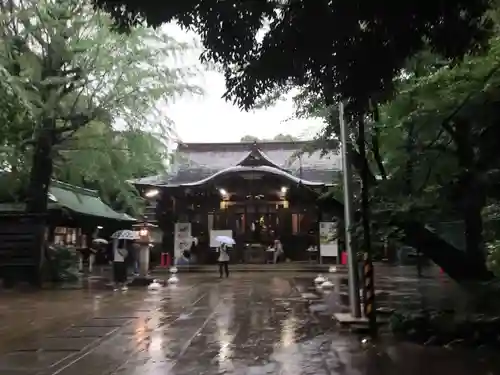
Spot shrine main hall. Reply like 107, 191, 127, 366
132, 140, 342, 264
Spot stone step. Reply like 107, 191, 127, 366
152, 264, 347, 273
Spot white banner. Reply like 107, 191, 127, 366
319, 221, 338, 257
174, 222, 192, 259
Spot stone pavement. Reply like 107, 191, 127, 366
0, 272, 498, 375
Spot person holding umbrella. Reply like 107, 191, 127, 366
217, 243, 230, 278
110, 229, 139, 291
215, 235, 234, 278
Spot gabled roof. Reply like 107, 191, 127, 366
131, 140, 342, 187
236, 142, 287, 171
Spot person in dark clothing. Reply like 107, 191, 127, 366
129, 241, 140, 275
78, 246, 97, 273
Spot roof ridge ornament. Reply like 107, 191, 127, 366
237, 143, 291, 171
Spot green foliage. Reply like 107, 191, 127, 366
374, 36, 500, 228
0, 0, 202, 214
43, 244, 79, 282
54, 125, 169, 215
390, 309, 500, 347
487, 240, 500, 277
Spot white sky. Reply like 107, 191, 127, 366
162, 23, 323, 143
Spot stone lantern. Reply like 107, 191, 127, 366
136, 226, 151, 277
130, 222, 156, 286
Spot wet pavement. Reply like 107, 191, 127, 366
0, 271, 499, 375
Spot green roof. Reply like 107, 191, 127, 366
0, 181, 136, 222
49, 181, 136, 221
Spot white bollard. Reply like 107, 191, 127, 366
167, 275, 179, 284
321, 280, 335, 289
168, 266, 179, 284
314, 274, 326, 285
148, 279, 162, 291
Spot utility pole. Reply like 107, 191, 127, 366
357, 113, 377, 337
338, 102, 361, 318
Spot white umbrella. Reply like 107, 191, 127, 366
92, 238, 108, 245
111, 229, 140, 240
215, 235, 235, 246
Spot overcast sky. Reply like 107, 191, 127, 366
162, 23, 323, 143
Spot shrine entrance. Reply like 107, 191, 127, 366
208, 169, 321, 263
232, 202, 279, 244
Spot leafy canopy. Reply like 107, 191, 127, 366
94, 0, 492, 110
292, 26, 500, 239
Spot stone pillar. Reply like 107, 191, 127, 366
136, 227, 150, 271
132, 229, 153, 285
138, 244, 150, 277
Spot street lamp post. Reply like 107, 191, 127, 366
338, 102, 362, 318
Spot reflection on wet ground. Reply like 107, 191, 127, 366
0, 268, 499, 374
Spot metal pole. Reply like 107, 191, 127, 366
338, 102, 361, 318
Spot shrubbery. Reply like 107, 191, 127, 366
43, 244, 79, 282
487, 240, 500, 277
390, 309, 500, 347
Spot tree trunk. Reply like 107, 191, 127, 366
398, 219, 489, 281
321, 195, 491, 281
460, 172, 486, 265
25, 123, 56, 286
453, 121, 487, 270
26, 126, 55, 214
464, 196, 485, 264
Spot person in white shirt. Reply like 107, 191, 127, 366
273, 239, 284, 264
217, 243, 230, 278
113, 239, 128, 291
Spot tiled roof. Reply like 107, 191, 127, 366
132, 141, 342, 186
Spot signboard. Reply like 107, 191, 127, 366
174, 222, 192, 259
319, 221, 338, 257
209, 229, 233, 248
